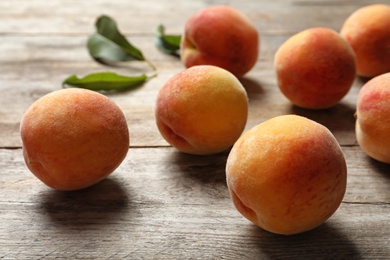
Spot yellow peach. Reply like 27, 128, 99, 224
180, 5, 259, 78
226, 115, 347, 235
20, 88, 129, 191
155, 65, 248, 155
274, 27, 356, 109
340, 4, 390, 78
356, 72, 390, 163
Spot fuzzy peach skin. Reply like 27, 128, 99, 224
226, 115, 347, 235
155, 65, 248, 155
356, 73, 390, 163
340, 4, 390, 78
180, 5, 259, 78
274, 27, 356, 109
20, 88, 129, 191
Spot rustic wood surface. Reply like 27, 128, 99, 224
0, 0, 389, 259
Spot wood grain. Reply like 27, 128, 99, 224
0, 56, 362, 148
0, 147, 389, 258
0, 0, 389, 258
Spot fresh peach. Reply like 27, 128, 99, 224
356, 72, 390, 163
20, 88, 129, 191
155, 65, 248, 155
274, 27, 356, 109
180, 5, 259, 78
226, 115, 347, 235
340, 4, 390, 78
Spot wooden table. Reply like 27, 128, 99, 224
1, 0, 389, 258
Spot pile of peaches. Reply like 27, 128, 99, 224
20, 4, 390, 235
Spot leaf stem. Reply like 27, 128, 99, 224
145, 58, 157, 72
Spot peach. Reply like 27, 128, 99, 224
340, 4, 390, 78
355, 72, 390, 163
274, 27, 356, 109
226, 115, 347, 235
180, 5, 259, 78
155, 65, 248, 155
20, 88, 129, 191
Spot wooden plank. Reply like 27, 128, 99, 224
0, 0, 382, 35
0, 33, 362, 147
1, 146, 388, 205
0, 34, 284, 63
0, 147, 389, 258
0, 58, 362, 148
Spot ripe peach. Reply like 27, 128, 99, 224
155, 65, 248, 155
180, 5, 259, 78
274, 27, 356, 109
340, 4, 390, 78
20, 88, 129, 191
226, 115, 347, 235
355, 73, 390, 163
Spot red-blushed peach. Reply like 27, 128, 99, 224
20, 88, 129, 191
355, 73, 390, 163
274, 27, 356, 109
155, 65, 248, 155
226, 115, 347, 235
180, 5, 259, 78
340, 4, 390, 78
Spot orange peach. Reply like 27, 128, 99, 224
180, 5, 259, 78
20, 88, 129, 191
155, 65, 248, 155
226, 115, 347, 235
274, 27, 356, 109
355, 72, 390, 163
340, 4, 390, 78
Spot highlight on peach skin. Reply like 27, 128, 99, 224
340, 4, 390, 78
180, 5, 259, 78
355, 72, 390, 164
274, 27, 356, 109
20, 88, 130, 191
226, 115, 347, 235
155, 65, 248, 155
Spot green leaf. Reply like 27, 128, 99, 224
88, 15, 145, 63
155, 24, 181, 56
62, 72, 148, 91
